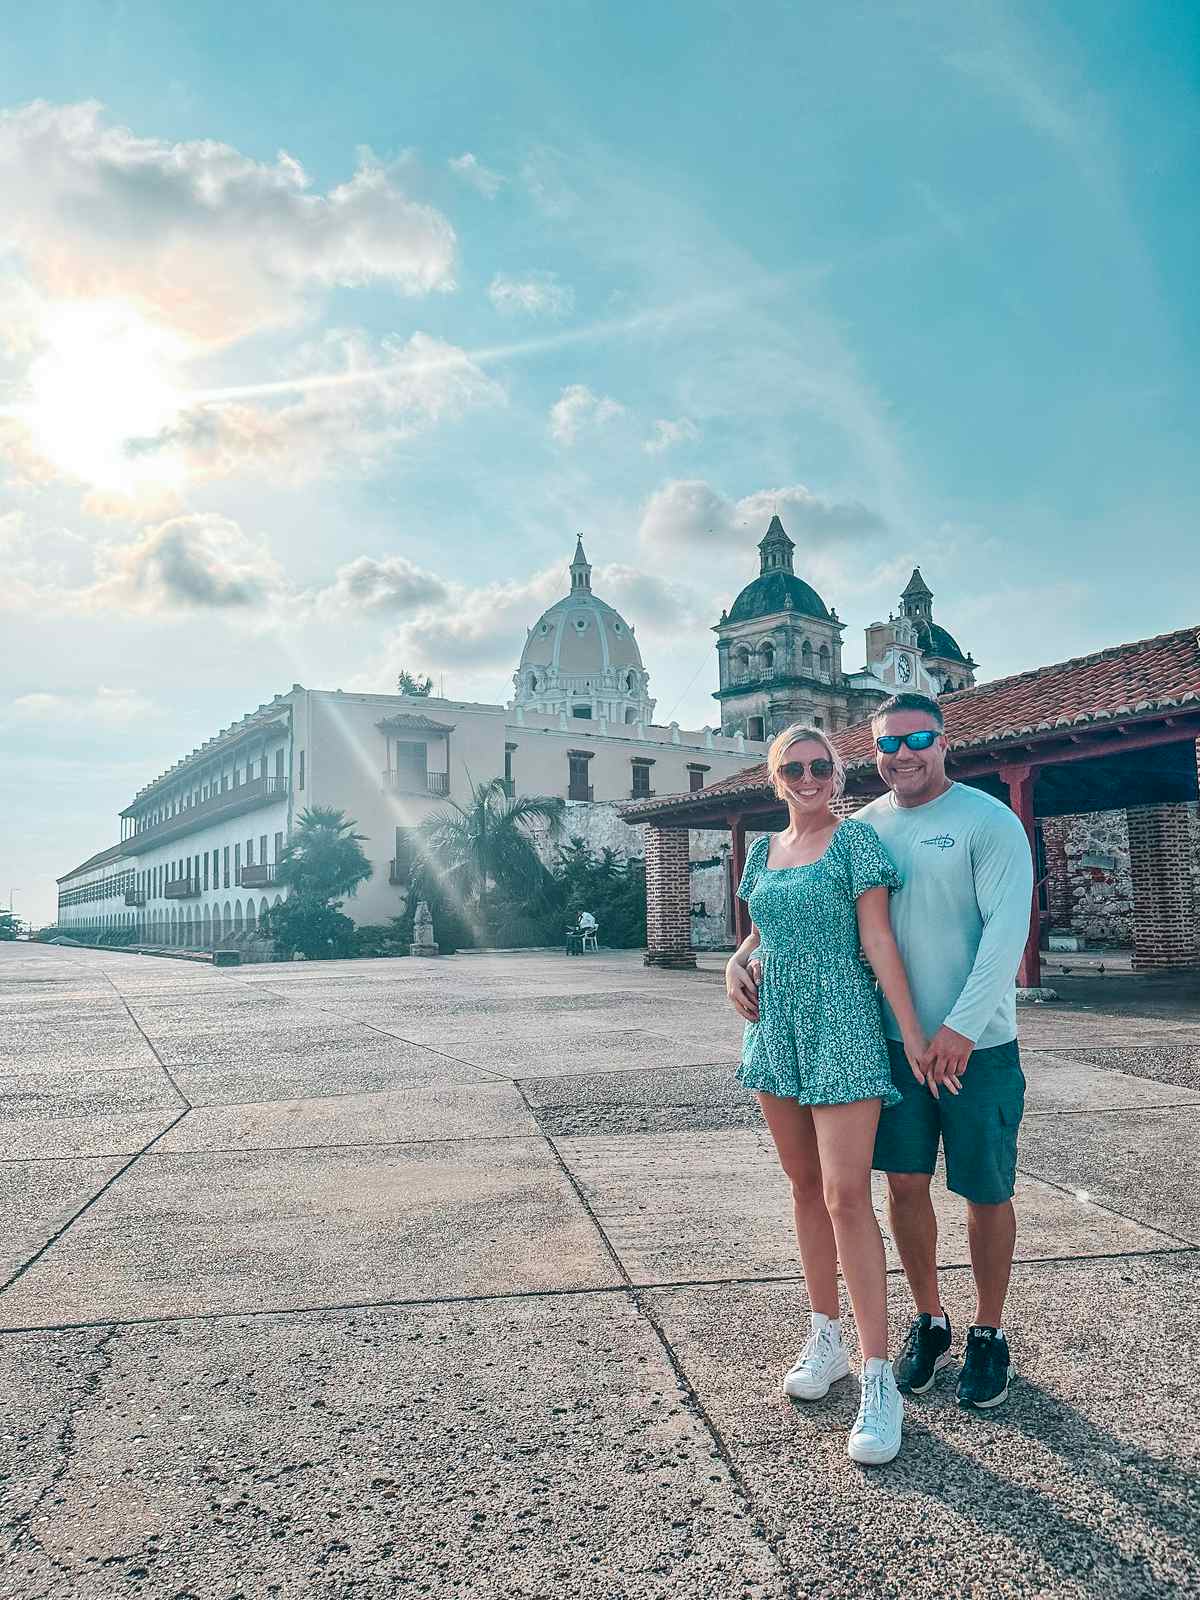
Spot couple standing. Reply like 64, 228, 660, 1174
724, 691, 1033, 1465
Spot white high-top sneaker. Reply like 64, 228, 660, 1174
782, 1316, 850, 1400
847, 1357, 904, 1464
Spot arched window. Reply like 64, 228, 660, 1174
818, 644, 831, 679
626, 671, 636, 692
801, 640, 813, 673
735, 647, 751, 679
761, 644, 775, 671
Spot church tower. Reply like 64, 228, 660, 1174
712, 516, 854, 738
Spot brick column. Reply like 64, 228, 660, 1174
643, 825, 696, 969
1127, 802, 1199, 969
998, 762, 1042, 988
1040, 816, 1071, 930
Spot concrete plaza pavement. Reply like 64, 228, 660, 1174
2, 942, 1198, 1599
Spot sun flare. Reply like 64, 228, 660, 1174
18, 301, 189, 493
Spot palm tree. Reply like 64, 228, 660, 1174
276, 807, 373, 902
418, 779, 564, 938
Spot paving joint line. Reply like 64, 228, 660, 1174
0, 1243, 1197, 1339
102, 974, 193, 1113
1013, 1162, 1200, 1250
0, 1107, 192, 1296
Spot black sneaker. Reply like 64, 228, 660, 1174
957, 1326, 1011, 1409
894, 1312, 953, 1394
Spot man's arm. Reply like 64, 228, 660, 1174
945, 810, 1034, 1041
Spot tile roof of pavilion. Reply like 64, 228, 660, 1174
619, 623, 1200, 820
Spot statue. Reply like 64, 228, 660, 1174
410, 900, 439, 958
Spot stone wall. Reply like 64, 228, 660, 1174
527, 800, 736, 950
1041, 803, 1200, 952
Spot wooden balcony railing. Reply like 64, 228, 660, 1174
163, 876, 201, 899
126, 776, 289, 855
382, 770, 450, 796
124, 890, 147, 907
237, 863, 279, 888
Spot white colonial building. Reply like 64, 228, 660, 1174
54, 541, 766, 947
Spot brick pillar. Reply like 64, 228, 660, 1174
729, 816, 749, 946
1041, 815, 1071, 929
643, 825, 697, 969
998, 763, 1042, 988
1127, 802, 1199, 969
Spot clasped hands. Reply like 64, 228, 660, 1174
724, 956, 973, 1097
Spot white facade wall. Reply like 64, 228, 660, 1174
55, 686, 766, 941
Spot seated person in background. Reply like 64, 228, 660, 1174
577, 910, 597, 934
566, 910, 597, 954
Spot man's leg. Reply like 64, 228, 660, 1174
886, 1172, 941, 1316
966, 1200, 1016, 1328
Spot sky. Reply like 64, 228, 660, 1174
2, 0, 1198, 925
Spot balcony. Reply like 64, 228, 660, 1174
124, 890, 147, 907
567, 785, 594, 803
381, 769, 450, 797
389, 858, 410, 886
163, 876, 200, 900
630, 787, 656, 800
126, 776, 289, 855
237, 863, 279, 888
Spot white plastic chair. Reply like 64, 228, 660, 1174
580, 927, 599, 953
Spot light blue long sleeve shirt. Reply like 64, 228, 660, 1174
856, 782, 1034, 1048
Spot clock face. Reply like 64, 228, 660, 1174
896, 653, 913, 683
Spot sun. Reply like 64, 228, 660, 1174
19, 300, 190, 494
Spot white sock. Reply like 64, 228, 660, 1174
864, 1356, 892, 1377
929, 1312, 948, 1330
812, 1312, 841, 1341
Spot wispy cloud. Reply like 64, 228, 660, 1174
448, 151, 505, 198
643, 417, 700, 455
488, 271, 574, 318
548, 383, 624, 445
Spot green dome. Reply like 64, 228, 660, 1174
727, 570, 830, 624
918, 620, 968, 664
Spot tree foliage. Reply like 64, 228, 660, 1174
417, 779, 565, 940
0, 910, 19, 941
267, 807, 372, 959
396, 669, 434, 697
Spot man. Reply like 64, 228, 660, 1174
858, 692, 1033, 1410
565, 909, 597, 955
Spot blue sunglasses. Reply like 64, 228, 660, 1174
875, 730, 940, 753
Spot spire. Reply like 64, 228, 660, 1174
899, 565, 933, 622
570, 536, 592, 592
757, 514, 795, 575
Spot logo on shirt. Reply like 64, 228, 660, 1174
921, 834, 956, 850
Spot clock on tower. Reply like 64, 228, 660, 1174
896, 652, 913, 684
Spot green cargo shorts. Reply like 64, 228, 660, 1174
873, 1038, 1025, 1205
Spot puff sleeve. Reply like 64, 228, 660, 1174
834, 819, 902, 899
737, 834, 770, 901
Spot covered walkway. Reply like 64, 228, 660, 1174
623, 625, 1200, 984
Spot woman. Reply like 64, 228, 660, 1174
725, 723, 925, 1465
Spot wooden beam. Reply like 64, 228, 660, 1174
997, 762, 1041, 988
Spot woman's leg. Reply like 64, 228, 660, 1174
811, 1100, 888, 1360
757, 1092, 838, 1318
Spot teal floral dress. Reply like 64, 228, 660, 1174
737, 819, 902, 1108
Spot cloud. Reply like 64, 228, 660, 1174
89, 514, 285, 612
548, 384, 624, 445
487, 271, 574, 318
0, 101, 458, 345
3, 685, 158, 727
639, 479, 886, 553
643, 417, 700, 455
128, 330, 506, 484
319, 554, 450, 614
449, 152, 505, 198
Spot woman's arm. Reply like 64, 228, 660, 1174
725, 924, 762, 1021
856, 888, 926, 1082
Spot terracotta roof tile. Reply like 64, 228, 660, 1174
621, 624, 1200, 819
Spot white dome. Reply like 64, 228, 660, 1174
511, 540, 655, 726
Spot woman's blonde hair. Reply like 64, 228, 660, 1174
766, 722, 846, 801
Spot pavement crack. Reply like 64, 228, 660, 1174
4, 1324, 121, 1580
